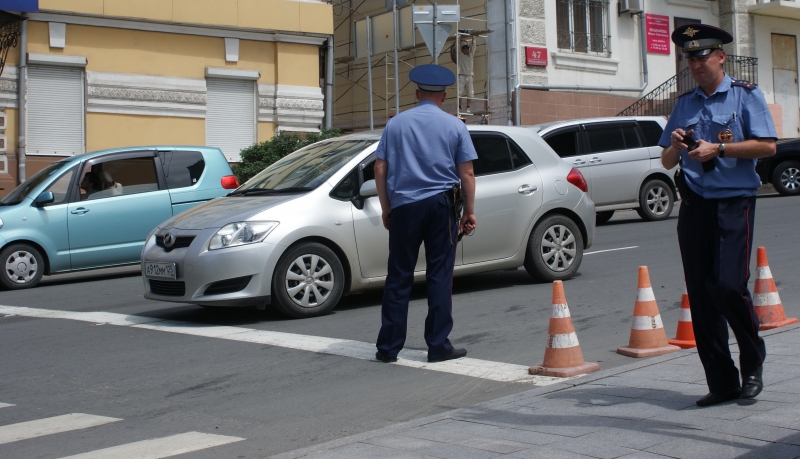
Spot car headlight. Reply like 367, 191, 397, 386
208, 221, 279, 250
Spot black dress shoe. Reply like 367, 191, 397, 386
375, 351, 397, 363
741, 366, 764, 399
696, 388, 741, 407
428, 348, 467, 363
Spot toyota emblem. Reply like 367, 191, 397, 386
163, 233, 175, 248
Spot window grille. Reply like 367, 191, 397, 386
556, 0, 610, 55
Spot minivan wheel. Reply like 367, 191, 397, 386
636, 179, 674, 221
271, 242, 345, 319
0, 244, 45, 290
524, 215, 584, 282
771, 160, 800, 196
596, 211, 615, 225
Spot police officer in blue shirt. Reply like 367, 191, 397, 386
374, 64, 478, 364
660, 24, 777, 406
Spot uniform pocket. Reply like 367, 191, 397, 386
711, 114, 744, 142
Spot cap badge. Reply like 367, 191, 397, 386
687, 40, 700, 49
718, 129, 734, 142
683, 27, 699, 38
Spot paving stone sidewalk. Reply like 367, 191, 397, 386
270, 324, 800, 459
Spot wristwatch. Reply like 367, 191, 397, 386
718, 143, 726, 158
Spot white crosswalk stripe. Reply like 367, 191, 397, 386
0, 403, 14, 409
0, 305, 572, 385
59, 431, 244, 459
0, 413, 121, 445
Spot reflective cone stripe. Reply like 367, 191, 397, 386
753, 247, 797, 330
530, 281, 600, 377
668, 281, 696, 349
618, 267, 680, 358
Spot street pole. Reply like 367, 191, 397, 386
366, 16, 374, 130
392, 0, 399, 115
433, 3, 438, 65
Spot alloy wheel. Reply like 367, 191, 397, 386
646, 185, 670, 216
540, 225, 577, 272
780, 166, 799, 191
5, 250, 39, 284
285, 254, 334, 308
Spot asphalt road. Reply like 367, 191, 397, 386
1, 193, 798, 459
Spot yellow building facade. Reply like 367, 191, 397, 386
0, 0, 333, 194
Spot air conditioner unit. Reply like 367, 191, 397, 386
619, 0, 643, 15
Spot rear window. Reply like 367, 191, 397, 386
161, 151, 206, 189
638, 121, 664, 147
543, 128, 579, 158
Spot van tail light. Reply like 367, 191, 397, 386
567, 168, 588, 193
221, 175, 240, 190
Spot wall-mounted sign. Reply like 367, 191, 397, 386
646, 14, 670, 55
525, 47, 547, 67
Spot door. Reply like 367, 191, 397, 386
68, 154, 173, 269
542, 125, 594, 197
772, 34, 799, 138
31, 165, 77, 273
582, 121, 650, 206
674, 17, 701, 94
462, 133, 543, 264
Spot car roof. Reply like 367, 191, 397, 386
336, 124, 575, 141
54, 146, 224, 166
528, 116, 667, 133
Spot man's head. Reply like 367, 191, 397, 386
415, 88, 447, 107
409, 64, 455, 103
461, 44, 470, 55
687, 48, 726, 88
671, 24, 733, 92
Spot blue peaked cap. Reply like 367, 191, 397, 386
409, 64, 455, 92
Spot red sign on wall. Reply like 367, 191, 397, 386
646, 14, 670, 55
525, 47, 548, 66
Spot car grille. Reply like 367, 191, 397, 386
155, 235, 196, 252
204, 276, 252, 296
149, 279, 186, 296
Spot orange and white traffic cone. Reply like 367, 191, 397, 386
754, 247, 798, 330
667, 281, 696, 349
529, 281, 600, 377
617, 267, 681, 358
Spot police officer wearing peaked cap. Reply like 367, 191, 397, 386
659, 23, 777, 406
373, 64, 478, 364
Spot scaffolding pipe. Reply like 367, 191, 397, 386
392, 0, 399, 114
17, 17, 27, 183
366, 16, 374, 130
504, 0, 513, 125
325, 34, 334, 128
514, 10, 649, 126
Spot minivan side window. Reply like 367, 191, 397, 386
543, 128, 579, 158
162, 151, 206, 189
638, 121, 664, 147
43, 165, 77, 206
82, 156, 159, 201
470, 135, 514, 176
585, 124, 627, 153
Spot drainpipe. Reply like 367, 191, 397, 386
504, 0, 514, 125
17, 16, 27, 183
514, 10, 649, 125
324, 34, 334, 129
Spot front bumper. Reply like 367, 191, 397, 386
142, 227, 284, 306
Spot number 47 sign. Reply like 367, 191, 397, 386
525, 47, 548, 67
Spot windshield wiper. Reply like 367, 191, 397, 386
227, 187, 313, 196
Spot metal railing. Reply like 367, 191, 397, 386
617, 55, 758, 117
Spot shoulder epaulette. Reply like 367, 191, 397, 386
731, 79, 757, 90
676, 87, 695, 99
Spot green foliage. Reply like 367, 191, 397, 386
233, 128, 342, 183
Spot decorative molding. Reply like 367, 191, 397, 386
27, 53, 87, 67
49, 22, 66, 48
0, 66, 18, 108
551, 52, 619, 75
86, 71, 207, 118
205, 67, 260, 80
260, 84, 325, 131
258, 83, 277, 122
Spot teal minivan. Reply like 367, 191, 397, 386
0, 146, 238, 289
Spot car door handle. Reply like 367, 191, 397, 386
71, 207, 90, 215
518, 184, 538, 195
573, 159, 586, 165
589, 157, 602, 163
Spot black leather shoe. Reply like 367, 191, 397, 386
696, 388, 741, 407
741, 366, 764, 399
375, 351, 397, 363
428, 348, 467, 363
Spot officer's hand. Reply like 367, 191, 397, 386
459, 213, 476, 235
687, 139, 718, 163
382, 210, 391, 230
670, 128, 689, 151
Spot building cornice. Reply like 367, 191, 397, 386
86, 71, 207, 118
551, 52, 619, 75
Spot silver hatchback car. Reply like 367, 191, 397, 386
142, 126, 595, 318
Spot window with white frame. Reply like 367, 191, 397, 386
27, 65, 85, 156
556, 0, 610, 55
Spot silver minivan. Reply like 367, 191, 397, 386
535, 116, 677, 224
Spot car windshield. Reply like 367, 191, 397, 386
235, 140, 375, 194
1, 161, 71, 206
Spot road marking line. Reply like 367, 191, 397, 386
0, 403, 14, 409
585, 246, 639, 255
59, 431, 244, 459
0, 413, 121, 445
0, 305, 569, 385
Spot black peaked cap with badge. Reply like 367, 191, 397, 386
409, 64, 455, 92
671, 24, 733, 58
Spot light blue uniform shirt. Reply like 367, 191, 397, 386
375, 100, 478, 209
659, 74, 777, 199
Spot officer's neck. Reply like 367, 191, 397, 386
699, 72, 726, 97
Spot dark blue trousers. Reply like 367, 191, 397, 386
677, 191, 766, 393
376, 193, 458, 360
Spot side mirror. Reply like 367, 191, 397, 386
359, 179, 378, 197
34, 191, 55, 207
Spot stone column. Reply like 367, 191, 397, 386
718, 0, 758, 57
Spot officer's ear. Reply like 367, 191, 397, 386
439, 91, 447, 103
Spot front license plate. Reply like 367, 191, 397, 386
145, 262, 176, 279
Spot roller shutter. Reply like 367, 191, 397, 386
205, 78, 256, 162
27, 65, 85, 156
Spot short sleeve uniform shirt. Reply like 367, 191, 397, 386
658, 74, 777, 199
375, 100, 478, 209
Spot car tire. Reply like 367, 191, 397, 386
596, 210, 615, 225
0, 244, 45, 290
271, 242, 345, 319
636, 179, 674, 221
524, 215, 584, 282
771, 160, 800, 196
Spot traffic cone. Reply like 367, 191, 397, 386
529, 281, 600, 377
754, 247, 798, 330
667, 281, 696, 349
617, 267, 681, 358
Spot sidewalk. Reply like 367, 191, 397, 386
271, 324, 800, 459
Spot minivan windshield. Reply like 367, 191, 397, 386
1, 161, 70, 206
234, 140, 374, 195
